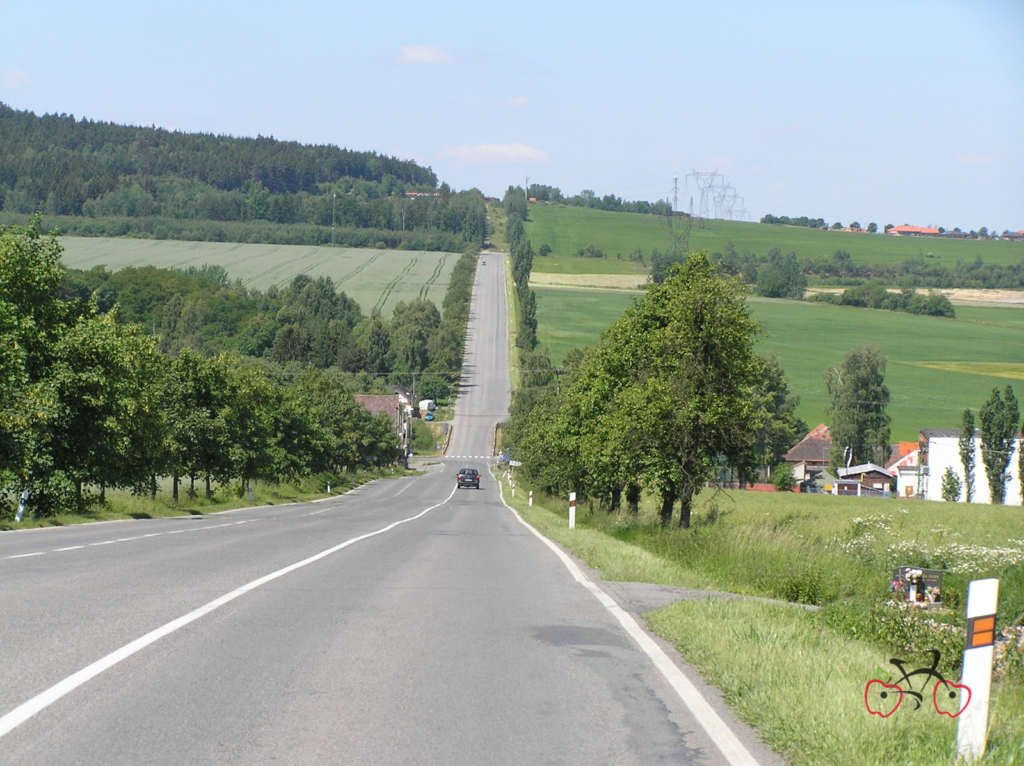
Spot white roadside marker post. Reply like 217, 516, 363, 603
528, 490, 533, 507
957, 578, 999, 762
16, 490, 29, 523
568, 491, 576, 529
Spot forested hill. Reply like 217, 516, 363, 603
0, 103, 485, 250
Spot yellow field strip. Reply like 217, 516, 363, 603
529, 272, 648, 290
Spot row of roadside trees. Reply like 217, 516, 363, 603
503, 252, 805, 527
1, 218, 401, 519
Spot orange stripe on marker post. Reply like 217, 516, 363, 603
967, 615, 995, 648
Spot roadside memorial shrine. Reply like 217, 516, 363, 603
892, 566, 943, 605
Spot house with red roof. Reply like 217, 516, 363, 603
783, 423, 831, 485
887, 225, 942, 237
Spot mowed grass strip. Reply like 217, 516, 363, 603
57, 237, 456, 318
534, 286, 1024, 439
524, 203, 1024, 274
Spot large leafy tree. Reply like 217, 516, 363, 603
749, 356, 806, 477
0, 217, 69, 511
50, 312, 166, 506
557, 252, 762, 528
958, 408, 976, 502
162, 349, 232, 499
978, 386, 1019, 504
825, 346, 891, 470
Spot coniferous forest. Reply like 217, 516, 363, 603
0, 103, 486, 250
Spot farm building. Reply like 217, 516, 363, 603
887, 225, 942, 237
355, 392, 412, 459
919, 428, 1022, 505
784, 423, 831, 484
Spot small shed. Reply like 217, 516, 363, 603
835, 463, 893, 496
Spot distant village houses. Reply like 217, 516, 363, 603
886, 225, 942, 237
781, 425, 1023, 505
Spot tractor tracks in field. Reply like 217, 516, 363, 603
373, 257, 419, 315
336, 252, 380, 286
418, 255, 447, 300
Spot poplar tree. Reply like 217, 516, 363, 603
958, 409, 976, 502
979, 386, 1019, 504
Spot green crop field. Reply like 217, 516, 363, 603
524, 204, 1024, 275
534, 286, 1024, 440
57, 237, 456, 318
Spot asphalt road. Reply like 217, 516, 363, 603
0, 253, 781, 765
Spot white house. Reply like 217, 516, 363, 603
920, 429, 1022, 505
886, 442, 922, 498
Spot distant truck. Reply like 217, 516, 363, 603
418, 399, 436, 418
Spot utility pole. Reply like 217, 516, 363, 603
671, 176, 680, 256
331, 192, 337, 245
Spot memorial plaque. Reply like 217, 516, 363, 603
893, 566, 943, 603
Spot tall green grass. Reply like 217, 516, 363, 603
648, 599, 1024, 766
1, 469, 399, 531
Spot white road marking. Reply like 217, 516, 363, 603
5, 518, 264, 562
0, 484, 457, 740
498, 482, 761, 766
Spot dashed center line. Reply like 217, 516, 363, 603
4, 518, 263, 561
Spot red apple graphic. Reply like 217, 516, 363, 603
865, 680, 903, 717
933, 681, 971, 718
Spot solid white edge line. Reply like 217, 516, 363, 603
0, 483, 457, 740
497, 480, 761, 766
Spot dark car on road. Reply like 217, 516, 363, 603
456, 468, 481, 489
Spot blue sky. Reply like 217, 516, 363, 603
3, 0, 1022, 231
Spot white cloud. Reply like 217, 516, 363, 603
509, 95, 528, 107
443, 143, 548, 164
400, 45, 452, 64
958, 151, 994, 165
1, 68, 30, 89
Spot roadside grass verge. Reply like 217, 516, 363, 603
647, 599, 1024, 766
1, 469, 403, 531
496, 470, 1024, 765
